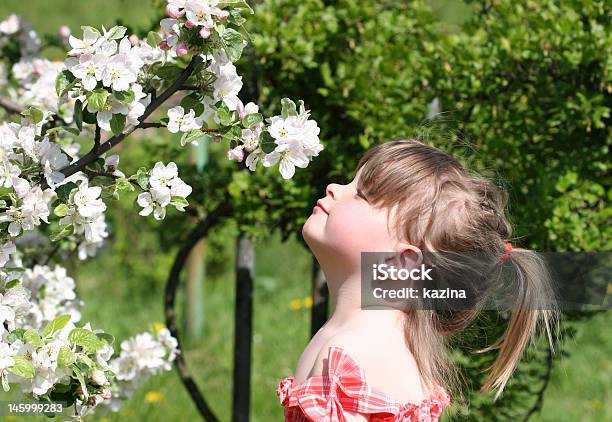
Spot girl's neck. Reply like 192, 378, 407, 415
324, 270, 406, 331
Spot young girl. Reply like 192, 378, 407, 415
276, 139, 557, 421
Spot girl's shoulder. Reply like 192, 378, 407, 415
277, 345, 450, 421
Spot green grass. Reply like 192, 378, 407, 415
73, 229, 314, 422
532, 311, 612, 422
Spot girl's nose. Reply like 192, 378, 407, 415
326, 183, 340, 200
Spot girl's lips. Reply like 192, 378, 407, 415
313, 203, 328, 214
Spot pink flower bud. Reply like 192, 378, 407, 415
129, 34, 139, 46
227, 146, 245, 162
166, 5, 185, 19
218, 11, 230, 21
199, 27, 211, 39
213, 135, 223, 143
176, 43, 189, 56
101, 389, 112, 400
185, 20, 194, 29
58, 25, 71, 38
159, 40, 170, 51
91, 369, 109, 386
236, 100, 246, 120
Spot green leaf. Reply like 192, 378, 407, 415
221, 28, 245, 62
180, 93, 200, 109
43, 314, 71, 337
110, 114, 126, 135
106, 25, 127, 40
22, 107, 44, 124
76, 353, 95, 368
216, 102, 234, 125
23, 329, 43, 347
55, 182, 77, 203
260, 131, 276, 154
7, 328, 26, 343
46, 126, 81, 136
74, 100, 83, 131
154, 64, 183, 80
228, 9, 247, 26
280, 98, 297, 118
133, 167, 150, 190
55, 69, 76, 96
72, 366, 89, 401
57, 346, 76, 367
115, 177, 134, 193
170, 196, 189, 208
2, 373, 9, 392
49, 224, 74, 242
54, 203, 69, 217
96, 332, 115, 346
219, 0, 254, 14
147, 31, 163, 48
87, 89, 110, 112
7, 356, 35, 379
82, 108, 97, 125
180, 128, 206, 146
4, 279, 20, 289
68, 328, 103, 353
114, 89, 135, 104
242, 113, 263, 128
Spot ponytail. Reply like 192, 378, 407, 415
479, 248, 559, 399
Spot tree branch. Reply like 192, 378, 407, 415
40, 54, 205, 189
94, 124, 101, 153
139, 122, 166, 129
0, 97, 22, 115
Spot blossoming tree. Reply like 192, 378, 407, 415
0, 1, 322, 419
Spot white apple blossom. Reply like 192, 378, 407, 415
19, 265, 81, 330
210, 51, 243, 110
67, 52, 107, 91
73, 183, 106, 218
137, 188, 170, 220
262, 140, 310, 180
90, 96, 129, 132
241, 126, 262, 152
0, 14, 20, 35
67, 27, 103, 56
0, 241, 17, 267
137, 162, 191, 220
34, 138, 69, 188
227, 145, 244, 162
0, 160, 21, 187
167, 106, 201, 133
0, 185, 51, 236
245, 147, 265, 171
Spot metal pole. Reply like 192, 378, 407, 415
232, 235, 255, 422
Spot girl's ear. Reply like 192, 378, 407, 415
384, 243, 423, 269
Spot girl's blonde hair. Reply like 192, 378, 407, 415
355, 139, 558, 400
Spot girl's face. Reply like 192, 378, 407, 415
302, 167, 401, 272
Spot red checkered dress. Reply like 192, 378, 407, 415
277, 347, 450, 422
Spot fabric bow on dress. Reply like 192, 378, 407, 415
277, 347, 451, 422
